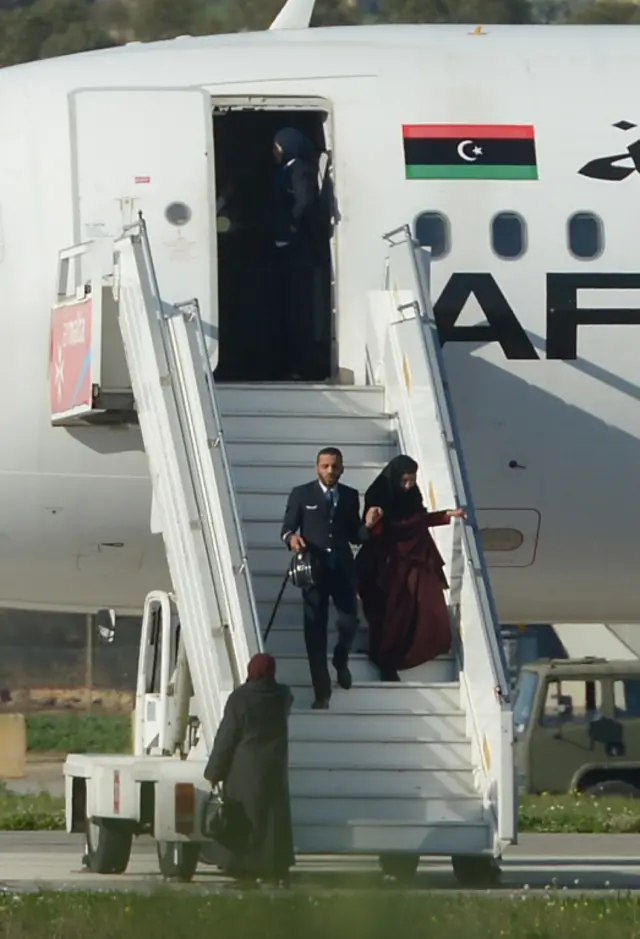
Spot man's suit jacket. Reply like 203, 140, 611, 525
281, 480, 369, 572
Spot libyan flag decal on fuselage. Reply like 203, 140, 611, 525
402, 124, 539, 180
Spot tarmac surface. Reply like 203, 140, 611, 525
1, 832, 639, 895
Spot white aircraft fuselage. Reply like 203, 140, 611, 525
1, 23, 639, 623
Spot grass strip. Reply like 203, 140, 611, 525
519, 792, 640, 833
26, 714, 130, 754
0, 891, 635, 939
0, 788, 64, 831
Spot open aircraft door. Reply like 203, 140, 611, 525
51, 88, 218, 424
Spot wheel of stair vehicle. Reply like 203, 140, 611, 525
83, 818, 133, 874
157, 841, 201, 882
378, 852, 420, 881
451, 855, 501, 888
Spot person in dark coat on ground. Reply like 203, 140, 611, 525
355, 455, 466, 682
203, 652, 295, 886
271, 126, 323, 381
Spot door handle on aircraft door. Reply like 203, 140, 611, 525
508, 460, 527, 470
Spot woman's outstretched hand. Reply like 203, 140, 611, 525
364, 506, 384, 528
446, 508, 467, 519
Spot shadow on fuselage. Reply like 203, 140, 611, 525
442, 336, 640, 621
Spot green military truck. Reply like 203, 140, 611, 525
513, 656, 640, 795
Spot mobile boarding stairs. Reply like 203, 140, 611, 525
57, 219, 515, 885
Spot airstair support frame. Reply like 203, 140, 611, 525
133, 591, 193, 758
105, 218, 262, 750
366, 224, 516, 849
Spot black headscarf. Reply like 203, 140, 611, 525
364, 455, 424, 521
273, 127, 315, 164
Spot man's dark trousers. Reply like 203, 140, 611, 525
302, 556, 358, 702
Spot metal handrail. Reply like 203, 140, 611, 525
190, 309, 263, 653
383, 224, 511, 702
128, 215, 258, 684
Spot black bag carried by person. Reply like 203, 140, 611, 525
201, 787, 252, 853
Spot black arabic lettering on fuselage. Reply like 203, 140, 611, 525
578, 121, 640, 182
433, 272, 640, 360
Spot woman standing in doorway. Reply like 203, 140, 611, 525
355, 455, 466, 682
204, 652, 294, 887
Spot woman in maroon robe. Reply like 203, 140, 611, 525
355, 455, 466, 682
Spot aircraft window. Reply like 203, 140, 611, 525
491, 212, 526, 260
415, 212, 449, 260
567, 212, 603, 260
479, 527, 524, 552
165, 202, 192, 227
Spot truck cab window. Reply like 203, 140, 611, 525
614, 679, 640, 718
513, 669, 539, 735
541, 678, 603, 726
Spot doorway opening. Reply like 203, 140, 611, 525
211, 101, 335, 383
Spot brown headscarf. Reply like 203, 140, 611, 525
247, 653, 276, 682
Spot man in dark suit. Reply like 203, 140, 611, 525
280, 446, 383, 709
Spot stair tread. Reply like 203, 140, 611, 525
240, 487, 374, 495
234, 459, 387, 467
296, 819, 488, 828
289, 762, 473, 771
218, 383, 381, 391
290, 708, 462, 717
288, 681, 460, 689
290, 736, 468, 744
292, 790, 479, 799
278, 652, 453, 661
230, 440, 395, 449
224, 409, 391, 417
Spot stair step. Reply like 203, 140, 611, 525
289, 710, 466, 741
257, 599, 311, 627
275, 654, 455, 686
268, 635, 456, 681
249, 519, 376, 549
290, 794, 485, 825
233, 463, 386, 492
289, 739, 470, 769
226, 440, 397, 464
266, 628, 371, 656
292, 820, 492, 855
217, 383, 386, 416
221, 413, 394, 444
247, 546, 325, 572
289, 765, 477, 798
287, 683, 460, 712
268, 630, 369, 649
243, 490, 407, 520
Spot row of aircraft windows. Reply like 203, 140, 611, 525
415, 211, 604, 261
